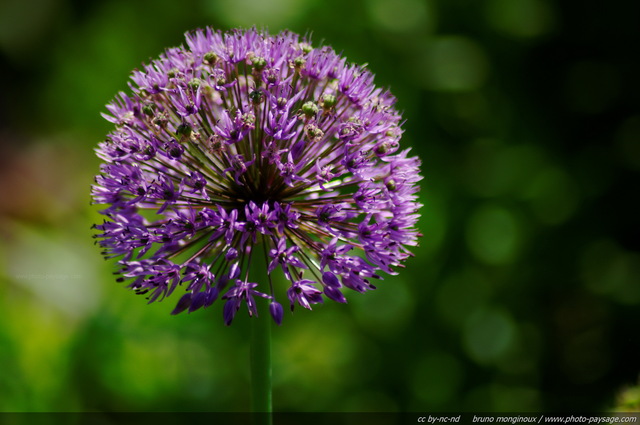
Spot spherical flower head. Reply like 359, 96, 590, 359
92, 27, 422, 325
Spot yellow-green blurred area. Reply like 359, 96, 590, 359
1, 0, 639, 414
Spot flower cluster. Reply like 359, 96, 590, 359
92, 27, 422, 325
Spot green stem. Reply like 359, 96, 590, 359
250, 299, 272, 415
250, 246, 272, 425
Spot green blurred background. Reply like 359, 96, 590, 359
1, 0, 639, 413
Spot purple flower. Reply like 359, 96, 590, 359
92, 27, 422, 325
287, 279, 324, 311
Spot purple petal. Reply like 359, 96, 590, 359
269, 301, 284, 325
171, 293, 192, 315
324, 286, 347, 304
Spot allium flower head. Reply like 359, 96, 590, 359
92, 27, 422, 325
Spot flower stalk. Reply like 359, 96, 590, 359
250, 244, 272, 421
250, 296, 272, 420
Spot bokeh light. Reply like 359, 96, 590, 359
417, 36, 490, 92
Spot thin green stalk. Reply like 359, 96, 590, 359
250, 299, 272, 416
249, 246, 273, 425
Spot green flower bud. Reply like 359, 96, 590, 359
299, 42, 313, 54
206, 134, 224, 154
385, 179, 397, 191
241, 112, 256, 128
264, 69, 279, 85
320, 94, 337, 110
305, 123, 324, 142
188, 78, 204, 90
276, 97, 288, 109
249, 89, 264, 104
292, 56, 306, 69
176, 123, 192, 138
375, 145, 386, 155
142, 104, 156, 116
215, 76, 227, 87
153, 112, 168, 128
301, 101, 319, 118
252, 56, 267, 71
203, 52, 218, 65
